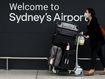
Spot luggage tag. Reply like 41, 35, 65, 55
66, 43, 70, 50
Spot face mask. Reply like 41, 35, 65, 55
84, 12, 90, 18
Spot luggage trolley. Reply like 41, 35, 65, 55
48, 21, 87, 76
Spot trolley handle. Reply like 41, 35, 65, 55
77, 32, 89, 39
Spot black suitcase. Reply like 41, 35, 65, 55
56, 22, 79, 37
58, 50, 76, 70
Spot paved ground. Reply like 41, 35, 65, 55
0, 70, 105, 79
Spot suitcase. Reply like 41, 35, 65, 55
48, 45, 63, 67
49, 43, 76, 70
56, 22, 79, 37
59, 50, 76, 70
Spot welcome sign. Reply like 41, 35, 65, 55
0, 0, 104, 57
9, 3, 87, 23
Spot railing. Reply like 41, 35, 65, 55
0, 57, 48, 70
0, 57, 100, 71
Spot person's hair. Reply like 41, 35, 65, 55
86, 8, 95, 17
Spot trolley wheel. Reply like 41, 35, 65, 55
75, 70, 84, 76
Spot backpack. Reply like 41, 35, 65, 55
100, 25, 105, 36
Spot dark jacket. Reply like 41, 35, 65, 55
86, 17, 105, 46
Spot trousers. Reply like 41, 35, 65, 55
90, 41, 105, 69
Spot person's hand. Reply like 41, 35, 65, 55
86, 35, 89, 38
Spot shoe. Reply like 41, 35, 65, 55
100, 71, 105, 75
84, 69, 95, 76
